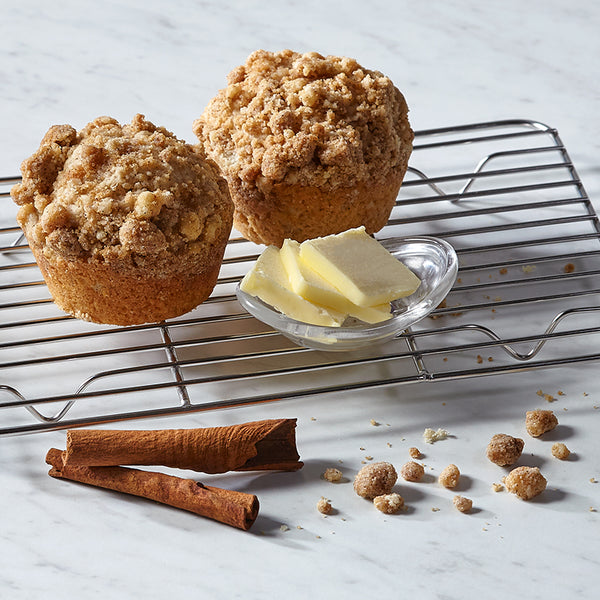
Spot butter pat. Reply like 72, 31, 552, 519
240, 246, 346, 327
299, 227, 421, 307
280, 239, 391, 324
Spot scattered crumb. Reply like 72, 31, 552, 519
370, 419, 380, 426
353, 462, 398, 499
526, 409, 558, 437
323, 468, 343, 483
386, 442, 392, 448
558, 390, 565, 396
365, 455, 373, 461
590, 478, 598, 484
431, 507, 440, 512
373, 493, 405, 514
505, 466, 547, 500
499, 268, 508, 275
317, 497, 333, 515
400, 461, 425, 482
488, 356, 494, 362
409, 447, 422, 459
492, 482, 504, 492
423, 427, 449, 444
522, 265, 537, 273
564, 263, 575, 273
310, 417, 317, 421
296, 525, 303, 530
486, 433, 525, 466
590, 507, 597, 513
551, 443, 570, 460
280, 524, 290, 531
453, 495, 473, 513
359, 447, 365, 451
439, 464, 461, 489
477, 355, 483, 364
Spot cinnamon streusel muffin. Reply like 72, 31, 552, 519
11, 114, 233, 325
194, 49, 413, 246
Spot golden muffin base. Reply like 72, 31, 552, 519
230, 169, 404, 247
31, 243, 226, 326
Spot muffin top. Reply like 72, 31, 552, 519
194, 49, 413, 189
12, 114, 232, 267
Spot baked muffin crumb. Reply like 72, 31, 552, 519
526, 410, 558, 437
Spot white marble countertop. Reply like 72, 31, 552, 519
1, 1, 599, 598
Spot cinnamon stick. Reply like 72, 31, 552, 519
64, 419, 303, 473
46, 448, 259, 530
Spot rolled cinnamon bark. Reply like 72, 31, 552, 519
64, 419, 302, 473
46, 448, 259, 530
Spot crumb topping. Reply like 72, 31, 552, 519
12, 114, 232, 271
505, 466, 547, 500
409, 447, 422, 459
373, 493, 404, 514
353, 461, 397, 499
317, 497, 333, 515
399, 461, 425, 482
551, 442, 570, 460
453, 495, 473, 513
525, 409, 558, 437
438, 464, 461, 489
486, 433, 525, 466
195, 49, 413, 189
323, 467, 343, 482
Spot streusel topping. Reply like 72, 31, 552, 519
12, 114, 232, 270
195, 49, 412, 188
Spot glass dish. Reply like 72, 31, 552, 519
236, 236, 458, 351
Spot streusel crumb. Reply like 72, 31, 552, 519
373, 493, 405, 514
409, 447, 421, 459
491, 482, 504, 492
323, 467, 343, 482
438, 464, 461, 489
551, 443, 570, 460
353, 462, 398, 499
400, 461, 425, 482
526, 409, 558, 437
505, 466, 547, 500
486, 433, 525, 466
317, 497, 333, 514
195, 49, 412, 189
453, 495, 473, 513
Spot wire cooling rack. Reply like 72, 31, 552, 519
1, 119, 599, 436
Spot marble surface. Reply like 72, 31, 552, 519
1, 1, 599, 598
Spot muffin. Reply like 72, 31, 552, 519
11, 114, 233, 325
194, 49, 413, 246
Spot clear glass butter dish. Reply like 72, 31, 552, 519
236, 236, 458, 351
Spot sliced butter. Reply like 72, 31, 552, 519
299, 227, 421, 307
240, 246, 346, 327
280, 239, 391, 324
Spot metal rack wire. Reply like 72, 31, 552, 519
1, 119, 599, 436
